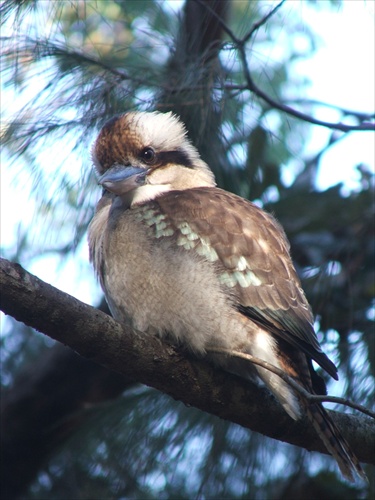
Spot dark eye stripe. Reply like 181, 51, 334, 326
157, 149, 193, 168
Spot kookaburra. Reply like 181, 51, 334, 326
88, 111, 365, 481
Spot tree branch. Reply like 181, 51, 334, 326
1, 257, 374, 465
236, 43, 374, 132
209, 348, 375, 419
197, 0, 375, 132
242, 0, 286, 44
284, 99, 375, 121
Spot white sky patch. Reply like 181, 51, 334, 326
293, 1, 375, 190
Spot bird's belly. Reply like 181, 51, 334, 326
102, 219, 248, 354
99, 211, 301, 419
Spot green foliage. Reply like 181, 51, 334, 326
27, 387, 369, 500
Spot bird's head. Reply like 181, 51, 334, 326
92, 111, 216, 206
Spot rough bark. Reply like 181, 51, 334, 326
1, 257, 374, 470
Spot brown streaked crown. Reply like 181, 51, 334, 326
91, 111, 216, 185
92, 114, 142, 175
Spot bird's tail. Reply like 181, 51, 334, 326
303, 399, 367, 482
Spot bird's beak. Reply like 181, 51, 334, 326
98, 165, 147, 195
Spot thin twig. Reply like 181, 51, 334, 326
208, 348, 375, 419
284, 99, 375, 121
224, 90, 375, 122
237, 43, 375, 132
242, 0, 286, 44
195, 1, 375, 132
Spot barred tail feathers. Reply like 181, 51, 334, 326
303, 400, 367, 482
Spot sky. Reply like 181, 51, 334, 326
296, 1, 374, 190
1, 0, 374, 307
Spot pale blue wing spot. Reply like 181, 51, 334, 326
186, 231, 199, 241
154, 213, 167, 223
155, 226, 174, 238
156, 221, 167, 230
176, 222, 200, 241
234, 271, 249, 288
244, 269, 262, 286
219, 272, 237, 288
195, 241, 219, 262
177, 236, 197, 250
178, 222, 192, 235
237, 256, 248, 271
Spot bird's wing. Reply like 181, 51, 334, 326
136, 186, 337, 379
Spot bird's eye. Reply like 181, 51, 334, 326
140, 147, 156, 164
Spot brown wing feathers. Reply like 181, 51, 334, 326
156, 187, 330, 370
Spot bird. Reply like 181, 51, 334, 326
88, 110, 366, 482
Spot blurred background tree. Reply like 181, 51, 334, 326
1, 0, 374, 498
